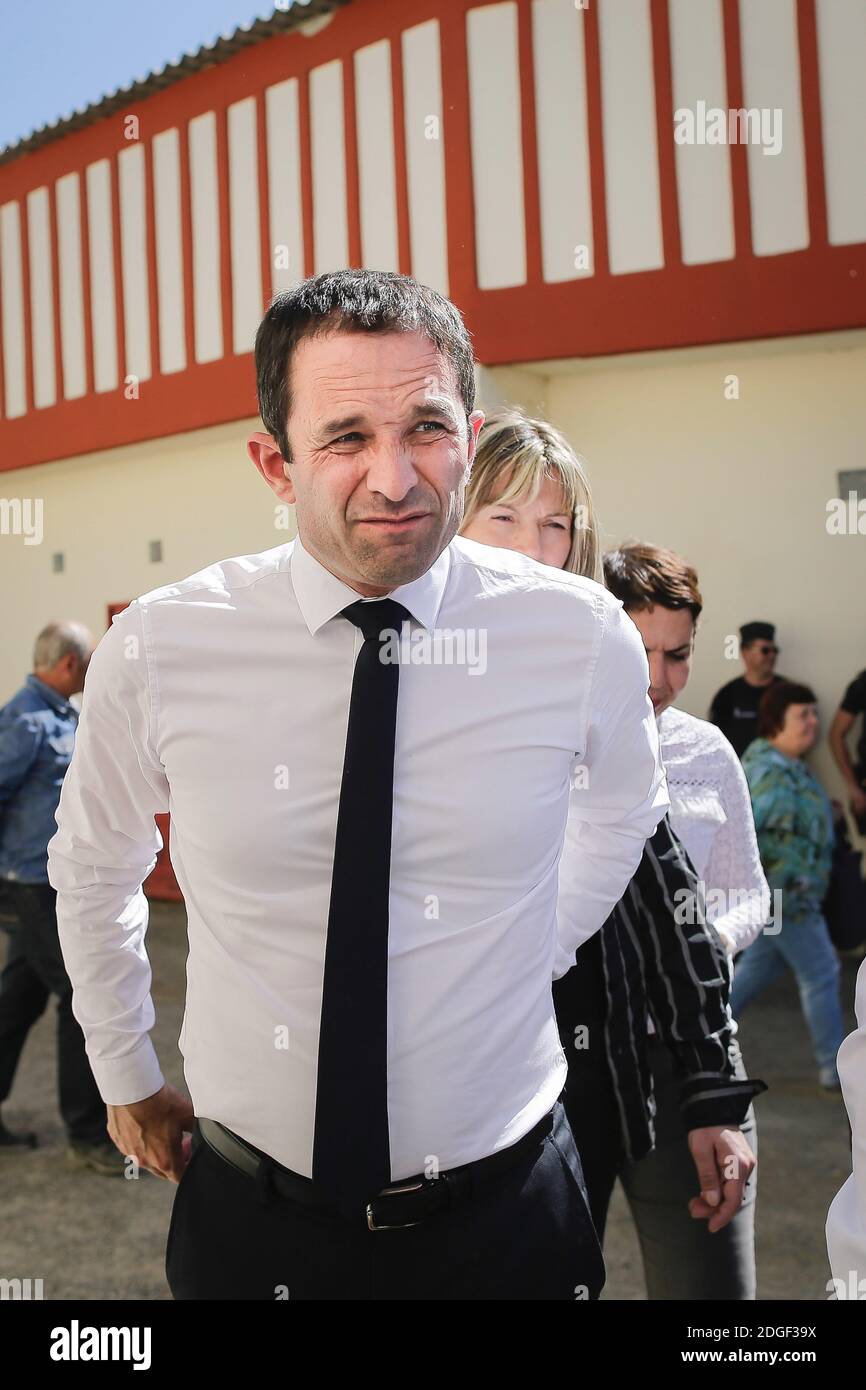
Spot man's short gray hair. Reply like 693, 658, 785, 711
33, 621, 92, 671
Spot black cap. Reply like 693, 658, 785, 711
740, 622, 776, 645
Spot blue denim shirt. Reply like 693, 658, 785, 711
0, 674, 79, 884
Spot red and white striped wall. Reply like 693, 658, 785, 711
1, 0, 865, 471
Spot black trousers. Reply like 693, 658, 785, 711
0, 881, 107, 1144
166, 1099, 605, 1300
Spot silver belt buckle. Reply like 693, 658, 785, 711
366, 1179, 425, 1232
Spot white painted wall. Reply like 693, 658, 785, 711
2, 329, 863, 812
482, 329, 866, 802
0, 418, 292, 702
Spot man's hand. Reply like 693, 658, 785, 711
107, 1083, 196, 1184
849, 785, 866, 820
687, 1125, 756, 1233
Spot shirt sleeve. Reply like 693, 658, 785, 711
554, 598, 669, 980
0, 712, 44, 809
827, 954, 866, 1287
47, 601, 170, 1105
703, 744, 772, 953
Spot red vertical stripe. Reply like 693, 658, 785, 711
389, 35, 413, 277
215, 106, 234, 356
582, 1, 610, 279
298, 71, 315, 279
342, 54, 362, 268
439, 4, 478, 303
650, 0, 682, 268
177, 121, 196, 369
78, 169, 95, 396
143, 137, 162, 377
19, 199, 35, 413
517, 0, 543, 287
0, 228, 5, 418
47, 180, 66, 401
721, 0, 753, 260
110, 150, 128, 389
256, 92, 274, 307
796, 0, 829, 249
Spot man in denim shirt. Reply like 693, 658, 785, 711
0, 620, 121, 1173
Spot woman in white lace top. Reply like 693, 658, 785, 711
656, 703, 772, 963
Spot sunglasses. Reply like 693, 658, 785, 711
757, 644, 779, 655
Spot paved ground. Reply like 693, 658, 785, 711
0, 901, 859, 1300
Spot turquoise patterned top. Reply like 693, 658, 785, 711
741, 737, 834, 923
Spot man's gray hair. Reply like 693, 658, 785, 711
33, 621, 92, 671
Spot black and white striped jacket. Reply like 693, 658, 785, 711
553, 814, 767, 1161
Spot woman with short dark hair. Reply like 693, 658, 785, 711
732, 682, 845, 1089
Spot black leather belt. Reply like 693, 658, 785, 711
193, 1107, 557, 1231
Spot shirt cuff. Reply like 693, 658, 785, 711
89, 1036, 166, 1106
680, 1075, 768, 1132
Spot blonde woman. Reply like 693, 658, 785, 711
461, 409, 766, 1300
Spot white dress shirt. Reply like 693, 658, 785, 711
47, 534, 668, 1181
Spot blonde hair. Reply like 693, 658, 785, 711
461, 408, 602, 583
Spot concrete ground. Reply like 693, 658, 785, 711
0, 901, 858, 1300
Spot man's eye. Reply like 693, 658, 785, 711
332, 432, 363, 445
416, 420, 447, 433
668, 653, 689, 663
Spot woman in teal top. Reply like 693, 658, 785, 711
732, 681, 844, 1089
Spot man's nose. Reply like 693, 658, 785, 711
364, 442, 419, 502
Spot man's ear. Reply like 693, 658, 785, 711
247, 431, 296, 503
466, 409, 485, 472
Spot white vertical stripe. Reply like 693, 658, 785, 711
815, 0, 866, 246
309, 62, 349, 275
85, 159, 119, 393
118, 143, 151, 383
152, 127, 186, 374
227, 97, 263, 354
188, 112, 223, 363
401, 20, 449, 295
0, 202, 27, 418
26, 188, 56, 409
739, 0, 808, 256
467, 3, 526, 290
532, 0, 594, 282
597, 0, 664, 274
265, 79, 305, 294
669, 0, 735, 265
354, 41, 400, 272
55, 172, 87, 399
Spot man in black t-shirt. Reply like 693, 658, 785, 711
709, 622, 786, 758
830, 669, 866, 833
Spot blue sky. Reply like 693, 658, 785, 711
0, 2, 294, 150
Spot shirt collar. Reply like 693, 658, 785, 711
25, 673, 76, 716
291, 532, 451, 637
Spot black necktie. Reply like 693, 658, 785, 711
312, 597, 411, 1219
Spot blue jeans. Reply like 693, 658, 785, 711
731, 914, 845, 1074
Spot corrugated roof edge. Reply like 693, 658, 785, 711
0, 0, 351, 167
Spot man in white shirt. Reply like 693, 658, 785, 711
47, 269, 668, 1300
